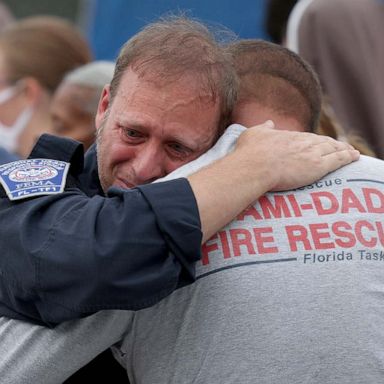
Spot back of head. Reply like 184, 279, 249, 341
0, 15, 92, 93
62, 60, 115, 114
109, 15, 237, 135
64, 60, 115, 90
226, 39, 321, 132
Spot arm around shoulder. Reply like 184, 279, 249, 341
0, 178, 202, 325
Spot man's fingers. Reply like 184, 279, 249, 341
313, 136, 360, 172
320, 148, 360, 173
312, 137, 357, 157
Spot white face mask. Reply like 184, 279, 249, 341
0, 84, 33, 153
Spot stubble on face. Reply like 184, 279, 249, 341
96, 111, 110, 193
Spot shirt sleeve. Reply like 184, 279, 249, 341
0, 178, 202, 326
0, 310, 132, 383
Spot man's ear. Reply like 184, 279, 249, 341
95, 84, 110, 130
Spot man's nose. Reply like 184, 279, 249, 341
131, 145, 166, 184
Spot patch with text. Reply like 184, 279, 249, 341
0, 158, 70, 200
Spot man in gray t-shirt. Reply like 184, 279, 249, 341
116, 126, 384, 384
113, 41, 384, 383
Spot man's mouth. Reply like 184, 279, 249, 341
114, 177, 135, 189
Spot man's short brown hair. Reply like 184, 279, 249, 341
109, 15, 238, 137
226, 39, 322, 132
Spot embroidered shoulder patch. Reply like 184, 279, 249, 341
0, 159, 70, 201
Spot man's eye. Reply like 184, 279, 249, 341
169, 142, 184, 152
123, 128, 142, 138
120, 127, 145, 142
168, 143, 190, 157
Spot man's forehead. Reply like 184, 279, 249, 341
117, 67, 218, 103
113, 69, 218, 116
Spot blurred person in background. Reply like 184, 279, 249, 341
285, 0, 384, 158
0, 15, 92, 161
0, 1, 13, 32
51, 61, 115, 152
316, 102, 376, 158
265, 0, 376, 157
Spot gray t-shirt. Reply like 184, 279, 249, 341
0, 310, 132, 383
114, 125, 384, 384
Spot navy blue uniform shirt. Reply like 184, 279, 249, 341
0, 134, 203, 326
